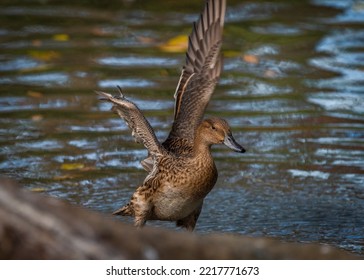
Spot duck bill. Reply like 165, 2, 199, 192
224, 134, 246, 153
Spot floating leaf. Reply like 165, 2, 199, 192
27, 90, 43, 98
242, 54, 259, 64
53, 33, 69, 41
159, 34, 188, 53
31, 114, 43, 122
61, 163, 85, 171
28, 50, 60, 61
54, 174, 81, 180
30, 187, 46, 192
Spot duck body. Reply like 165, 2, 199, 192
97, 0, 246, 231
135, 151, 217, 222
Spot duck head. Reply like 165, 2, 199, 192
198, 118, 246, 153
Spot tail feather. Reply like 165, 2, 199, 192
112, 203, 133, 216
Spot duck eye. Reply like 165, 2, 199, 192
211, 126, 216, 130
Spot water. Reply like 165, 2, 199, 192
0, 0, 363, 256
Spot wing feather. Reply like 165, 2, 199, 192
166, 0, 226, 144
96, 90, 164, 159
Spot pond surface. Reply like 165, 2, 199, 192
1, 0, 364, 256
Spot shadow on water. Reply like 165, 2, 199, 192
0, 0, 363, 255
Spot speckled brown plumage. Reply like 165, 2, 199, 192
97, 0, 245, 231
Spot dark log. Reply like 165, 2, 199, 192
0, 178, 359, 259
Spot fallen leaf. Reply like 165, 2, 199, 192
30, 187, 46, 192
159, 34, 188, 53
27, 90, 43, 98
61, 163, 85, 171
31, 114, 43, 122
53, 33, 70, 41
243, 54, 259, 64
54, 174, 82, 180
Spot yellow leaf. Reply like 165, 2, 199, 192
53, 33, 69, 41
28, 50, 60, 61
30, 187, 46, 192
159, 34, 188, 53
61, 163, 85, 171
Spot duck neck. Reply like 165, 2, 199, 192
193, 132, 212, 158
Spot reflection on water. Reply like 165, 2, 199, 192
0, 0, 363, 255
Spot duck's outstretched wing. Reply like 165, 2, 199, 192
166, 0, 226, 143
96, 89, 164, 159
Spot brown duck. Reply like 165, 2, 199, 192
97, 0, 245, 231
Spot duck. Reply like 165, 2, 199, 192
97, 0, 245, 231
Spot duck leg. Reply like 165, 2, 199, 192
176, 202, 203, 231
113, 185, 152, 228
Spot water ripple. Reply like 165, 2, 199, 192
98, 78, 155, 89
97, 56, 178, 67
0, 72, 69, 86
